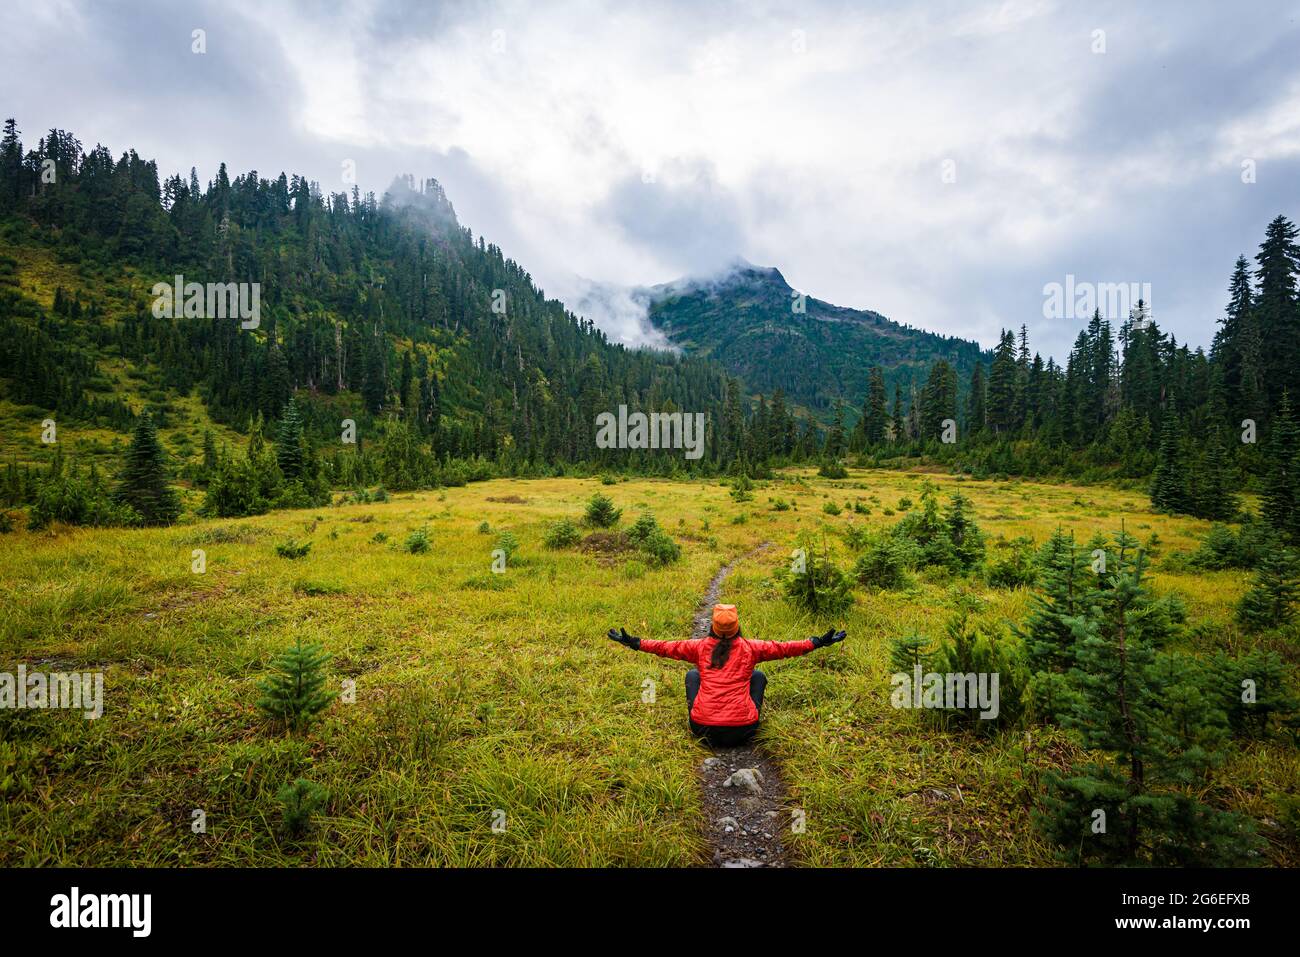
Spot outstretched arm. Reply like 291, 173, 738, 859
607, 627, 700, 663
751, 628, 847, 662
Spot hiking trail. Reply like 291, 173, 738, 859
691, 542, 796, 868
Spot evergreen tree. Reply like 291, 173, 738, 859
114, 412, 180, 525
1037, 531, 1259, 865
986, 330, 1018, 434
256, 639, 337, 731
1149, 400, 1189, 514
275, 397, 307, 480
863, 367, 888, 446
1016, 529, 1088, 722
1262, 391, 1300, 543
1253, 215, 1300, 407
1236, 545, 1299, 633
890, 383, 906, 441
943, 490, 984, 570
1196, 427, 1237, 521
201, 427, 218, 478
784, 533, 853, 614
919, 359, 957, 443
0, 118, 22, 211
966, 361, 987, 436
825, 400, 847, 459
769, 388, 790, 457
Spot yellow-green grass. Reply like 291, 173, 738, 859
0, 469, 1295, 866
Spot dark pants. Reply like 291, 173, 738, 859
685, 669, 766, 747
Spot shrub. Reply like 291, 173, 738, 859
892, 485, 952, 568
927, 612, 1026, 733
944, 491, 985, 570
841, 523, 871, 551
891, 482, 984, 572
277, 778, 328, 838
1207, 648, 1299, 737
584, 492, 622, 527
888, 632, 932, 673
28, 473, 141, 530
785, 536, 854, 614
818, 460, 848, 479
854, 535, 915, 590
544, 518, 581, 548
477, 520, 491, 534
1236, 547, 1299, 633
1191, 524, 1241, 569
822, 501, 842, 516
639, 527, 682, 566
623, 510, 681, 565
494, 530, 519, 562
986, 542, 1037, 589
1192, 517, 1272, 570
405, 527, 432, 554
627, 510, 660, 545
729, 474, 755, 502
275, 538, 312, 559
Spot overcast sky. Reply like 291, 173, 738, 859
3, 0, 1299, 360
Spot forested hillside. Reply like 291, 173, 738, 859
0, 119, 746, 484
842, 216, 1300, 538
1, 117, 1298, 537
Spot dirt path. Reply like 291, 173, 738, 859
691, 542, 797, 868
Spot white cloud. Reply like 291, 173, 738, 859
6, 0, 1299, 358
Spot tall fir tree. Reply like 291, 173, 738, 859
275, 397, 307, 480
1261, 391, 1300, 543
1253, 215, 1300, 408
114, 412, 180, 525
1150, 399, 1189, 514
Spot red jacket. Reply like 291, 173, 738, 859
638, 635, 815, 726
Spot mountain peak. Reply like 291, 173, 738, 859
642, 264, 987, 419
645, 258, 789, 301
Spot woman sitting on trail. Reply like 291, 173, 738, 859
607, 604, 846, 746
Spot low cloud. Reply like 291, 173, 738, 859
553, 275, 676, 352
3, 0, 1299, 360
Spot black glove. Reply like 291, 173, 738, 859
607, 627, 640, 650
811, 628, 847, 649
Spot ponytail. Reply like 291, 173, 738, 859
709, 627, 740, 668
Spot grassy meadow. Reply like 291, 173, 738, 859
1, 468, 1296, 866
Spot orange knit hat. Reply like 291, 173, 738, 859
711, 604, 740, 638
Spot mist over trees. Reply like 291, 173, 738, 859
1, 119, 1297, 533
